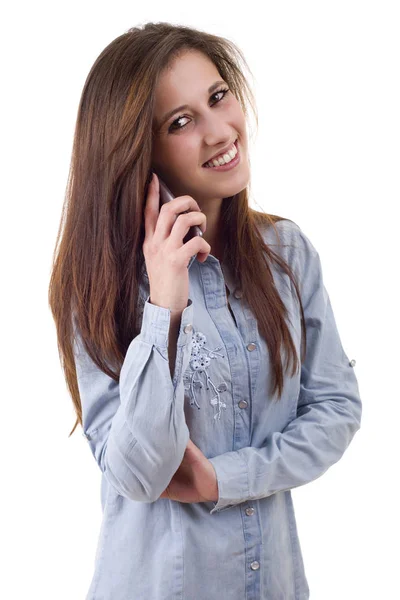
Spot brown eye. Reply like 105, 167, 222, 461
169, 115, 190, 131
210, 88, 229, 105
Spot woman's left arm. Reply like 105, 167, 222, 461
208, 229, 362, 515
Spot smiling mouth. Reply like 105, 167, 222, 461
202, 139, 239, 168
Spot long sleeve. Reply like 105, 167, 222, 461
74, 295, 193, 503
208, 227, 362, 515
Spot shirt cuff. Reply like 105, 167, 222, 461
208, 451, 249, 515
140, 295, 193, 349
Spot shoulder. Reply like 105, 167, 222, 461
254, 214, 319, 267
254, 215, 325, 305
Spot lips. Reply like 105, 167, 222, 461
202, 138, 238, 167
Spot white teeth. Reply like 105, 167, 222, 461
205, 141, 237, 168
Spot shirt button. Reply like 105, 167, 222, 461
183, 324, 193, 334
247, 343, 256, 351
234, 289, 243, 299
245, 507, 255, 516
250, 561, 260, 570
238, 400, 248, 409
349, 359, 356, 367
82, 432, 92, 441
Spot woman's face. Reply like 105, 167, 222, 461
151, 50, 250, 208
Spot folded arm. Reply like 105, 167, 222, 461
209, 226, 362, 514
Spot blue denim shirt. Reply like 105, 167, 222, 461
74, 219, 362, 600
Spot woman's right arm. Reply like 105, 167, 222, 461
75, 173, 211, 503
74, 295, 193, 504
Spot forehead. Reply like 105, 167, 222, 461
154, 51, 221, 108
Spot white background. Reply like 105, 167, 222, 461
1, 1, 398, 598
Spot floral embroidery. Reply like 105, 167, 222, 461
184, 330, 227, 420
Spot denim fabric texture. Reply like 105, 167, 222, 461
74, 219, 362, 600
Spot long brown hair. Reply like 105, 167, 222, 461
48, 22, 306, 437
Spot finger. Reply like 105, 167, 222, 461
143, 172, 160, 239
169, 212, 207, 248
154, 196, 202, 243
179, 236, 211, 264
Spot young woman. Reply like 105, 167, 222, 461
48, 22, 362, 600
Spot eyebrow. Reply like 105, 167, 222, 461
157, 80, 227, 129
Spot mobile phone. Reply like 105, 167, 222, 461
154, 172, 203, 268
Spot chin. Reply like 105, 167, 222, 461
224, 175, 251, 197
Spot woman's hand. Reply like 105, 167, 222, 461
159, 438, 219, 503
143, 172, 210, 313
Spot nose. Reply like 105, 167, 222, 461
201, 112, 233, 148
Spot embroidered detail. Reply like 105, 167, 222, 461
183, 330, 227, 420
